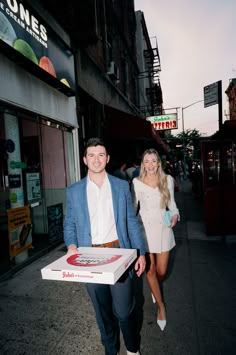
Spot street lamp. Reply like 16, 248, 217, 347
181, 99, 204, 171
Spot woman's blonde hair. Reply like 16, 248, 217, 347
139, 149, 170, 208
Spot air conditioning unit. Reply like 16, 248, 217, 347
107, 61, 119, 79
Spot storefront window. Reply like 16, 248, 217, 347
223, 142, 234, 184
0, 109, 76, 274
64, 131, 76, 185
205, 146, 220, 186
0, 113, 10, 273
202, 140, 236, 188
21, 117, 75, 245
233, 143, 236, 185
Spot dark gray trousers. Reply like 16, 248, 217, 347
86, 273, 138, 355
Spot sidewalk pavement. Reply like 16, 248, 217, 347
0, 180, 236, 355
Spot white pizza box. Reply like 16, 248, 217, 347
41, 247, 137, 285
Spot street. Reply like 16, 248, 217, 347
0, 180, 236, 355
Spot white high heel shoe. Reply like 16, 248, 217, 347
157, 307, 166, 331
157, 318, 166, 331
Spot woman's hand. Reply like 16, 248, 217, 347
134, 255, 146, 277
170, 214, 178, 228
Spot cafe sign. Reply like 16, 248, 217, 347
0, 0, 75, 95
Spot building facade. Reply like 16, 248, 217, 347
41, 0, 168, 166
0, 0, 79, 273
225, 78, 236, 120
135, 10, 163, 117
0, 0, 168, 274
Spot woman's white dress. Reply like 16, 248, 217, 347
132, 175, 179, 253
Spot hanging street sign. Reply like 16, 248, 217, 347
204, 81, 219, 108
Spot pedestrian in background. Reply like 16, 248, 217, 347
64, 137, 146, 355
176, 160, 184, 183
131, 157, 141, 179
126, 159, 138, 182
132, 148, 179, 331
113, 160, 128, 180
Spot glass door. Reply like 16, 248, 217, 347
21, 116, 76, 248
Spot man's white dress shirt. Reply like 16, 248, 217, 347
87, 173, 118, 244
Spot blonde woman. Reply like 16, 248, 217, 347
132, 149, 179, 331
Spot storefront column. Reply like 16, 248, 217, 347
4, 112, 24, 208
4, 112, 28, 263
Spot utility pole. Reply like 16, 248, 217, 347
181, 100, 204, 172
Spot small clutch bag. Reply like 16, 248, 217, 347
163, 209, 173, 227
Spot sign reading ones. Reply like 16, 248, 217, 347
146, 113, 178, 131
0, 0, 75, 93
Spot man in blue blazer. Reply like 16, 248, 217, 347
64, 138, 146, 355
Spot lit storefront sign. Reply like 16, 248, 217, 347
146, 113, 178, 131
0, 0, 75, 95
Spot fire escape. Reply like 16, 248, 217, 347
139, 37, 163, 116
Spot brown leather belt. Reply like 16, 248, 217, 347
92, 239, 120, 248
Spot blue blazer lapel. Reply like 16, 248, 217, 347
108, 174, 119, 223
78, 176, 90, 227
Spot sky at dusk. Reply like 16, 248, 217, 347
135, 0, 236, 136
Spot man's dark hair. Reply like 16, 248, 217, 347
84, 137, 108, 156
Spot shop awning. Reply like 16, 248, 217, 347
151, 128, 170, 153
104, 106, 152, 139
104, 106, 170, 153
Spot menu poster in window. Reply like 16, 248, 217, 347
47, 204, 63, 243
8, 205, 32, 257
26, 173, 41, 201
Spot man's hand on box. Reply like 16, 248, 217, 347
67, 244, 78, 254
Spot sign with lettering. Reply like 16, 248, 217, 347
41, 247, 137, 284
26, 172, 41, 201
146, 113, 178, 131
204, 82, 219, 108
67, 254, 122, 267
7, 205, 32, 256
0, 0, 75, 94
9, 174, 21, 188
10, 161, 27, 169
